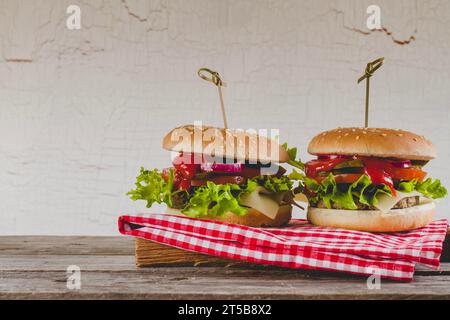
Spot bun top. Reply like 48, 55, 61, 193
163, 124, 289, 163
308, 127, 436, 160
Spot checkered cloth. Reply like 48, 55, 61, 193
118, 214, 448, 281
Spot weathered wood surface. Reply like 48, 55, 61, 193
2, 268, 450, 300
0, 236, 449, 299
0, 236, 135, 255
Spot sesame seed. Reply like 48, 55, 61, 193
362, 131, 367, 134
352, 129, 356, 132
397, 133, 403, 137
381, 133, 387, 137
413, 138, 418, 141
344, 133, 349, 136
356, 136, 360, 140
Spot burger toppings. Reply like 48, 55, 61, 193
291, 154, 447, 212
166, 152, 286, 191
128, 151, 297, 219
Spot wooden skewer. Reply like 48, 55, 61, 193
198, 68, 228, 129
358, 57, 384, 128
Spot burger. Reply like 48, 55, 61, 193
127, 124, 304, 227
292, 127, 447, 232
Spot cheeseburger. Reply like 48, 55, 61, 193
127, 124, 303, 227
295, 127, 447, 232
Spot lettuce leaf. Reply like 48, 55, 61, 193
252, 175, 293, 193
397, 179, 418, 193
317, 174, 392, 209
416, 178, 448, 199
396, 178, 447, 199
361, 183, 392, 207
289, 171, 393, 209
182, 182, 249, 217
127, 167, 175, 208
282, 143, 305, 170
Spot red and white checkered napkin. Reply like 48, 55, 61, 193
118, 214, 448, 281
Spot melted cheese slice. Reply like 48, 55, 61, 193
239, 187, 280, 219
294, 193, 308, 203
374, 191, 422, 213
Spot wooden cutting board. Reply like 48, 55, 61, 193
135, 228, 450, 267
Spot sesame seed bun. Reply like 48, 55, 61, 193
308, 127, 436, 160
163, 124, 289, 163
307, 201, 435, 232
166, 204, 292, 227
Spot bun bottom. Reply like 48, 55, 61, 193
165, 205, 292, 227
307, 201, 435, 232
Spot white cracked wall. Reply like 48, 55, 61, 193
0, 0, 449, 235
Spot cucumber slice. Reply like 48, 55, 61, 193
334, 160, 364, 169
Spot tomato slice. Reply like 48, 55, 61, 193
173, 152, 204, 166
305, 157, 350, 179
161, 168, 171, 182
334, 173, 363, 184
390, 167, 427, 182
175, 163, 196, 179
178, 179, 191, 190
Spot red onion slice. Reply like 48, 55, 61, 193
390, 160, 412, 168
317, 155, 351, 160
200, 162, 244, 173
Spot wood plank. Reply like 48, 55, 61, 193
0, 255, 448, 274
443, 232, 450, 261
0, 255, 136, 271
135, 238, 235, 267
0, 236, 134, 256
1, 267, 450, 300
415, 263, 450, 274
135, 233, 450, 268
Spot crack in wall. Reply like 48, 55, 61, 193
121, 0, 148, 22
345, 26, 417, 45
120, 0, 168, 32
5, 58, 33, 63
332, 8, 417, 46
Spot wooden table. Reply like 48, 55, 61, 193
0, 236, 449, 299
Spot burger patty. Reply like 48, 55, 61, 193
314, 196, 420, 210
170, 192, 189, 209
